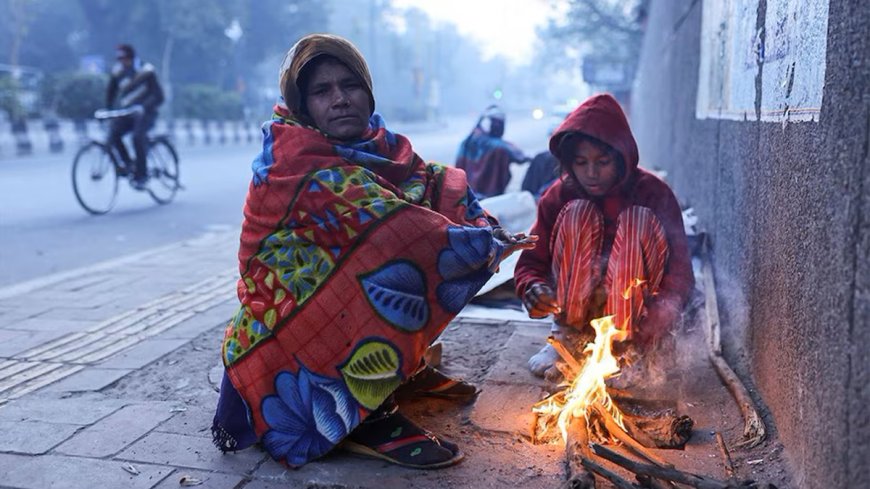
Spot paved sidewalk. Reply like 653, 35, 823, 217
0, 230, 789, 489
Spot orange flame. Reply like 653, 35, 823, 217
622, 278, 647, 300
533, 279, 645, 444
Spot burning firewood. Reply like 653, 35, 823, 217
566, 416, 596, 489
532, 316, 698, 489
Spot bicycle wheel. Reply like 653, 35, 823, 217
146, 138, 180, 204
72, 142, 119, 215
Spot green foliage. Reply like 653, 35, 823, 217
538, 0, 647, 75
54, 72, 106, 120
174, 83, 243, 120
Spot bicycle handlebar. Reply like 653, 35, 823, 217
94, 106, 144, 120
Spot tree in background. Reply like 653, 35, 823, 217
538, 0, 648, 102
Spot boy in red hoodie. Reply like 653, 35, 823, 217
514, 94, 694, 378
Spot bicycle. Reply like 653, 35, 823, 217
72, 107, 181, 214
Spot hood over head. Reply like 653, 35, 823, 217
548, 94, 639, 187
278, 34, 375, 119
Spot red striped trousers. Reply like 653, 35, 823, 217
550, 200, 669, 337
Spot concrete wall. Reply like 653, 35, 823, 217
631, 1, 868, 488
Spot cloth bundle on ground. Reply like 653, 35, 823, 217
212, 104, 504, 468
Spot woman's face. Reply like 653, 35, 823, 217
569, 140, 620, 196
303, 58, 371, 141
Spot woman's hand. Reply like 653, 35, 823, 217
492, 227, 538, 257
522, 282, 561, 319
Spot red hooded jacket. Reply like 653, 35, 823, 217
514, 94, 694, 333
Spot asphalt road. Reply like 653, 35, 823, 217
0, 112, 551, 288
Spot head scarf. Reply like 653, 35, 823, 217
278, 34, 376, 119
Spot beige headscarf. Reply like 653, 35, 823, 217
278, 33, 375, 118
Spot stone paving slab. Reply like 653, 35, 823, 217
154, 403, 218, 439
54, 402, 176, 458
161, 301, 236, 340
115, 431, 267, 474
0, 420, 81, 454
41, 367, 134, 393
28, 304, 135, 322
0, 453, 173, 489
97, 339, 191, 370
151, 469, 245, 489
0, 395, 126, 425
0, 329, 68, 358
0, 317, 95, 334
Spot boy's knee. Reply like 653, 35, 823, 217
556, 199, 602, 232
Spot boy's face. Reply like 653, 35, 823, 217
303, 58, 371, 142
569, 140, 620, 196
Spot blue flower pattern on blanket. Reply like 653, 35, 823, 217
436, 225, 502, 313
261, 366, 360, 466
360, 261, 430, 332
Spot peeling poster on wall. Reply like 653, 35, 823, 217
695, 0, 830, 122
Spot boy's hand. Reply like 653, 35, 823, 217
523, 283, 561, 318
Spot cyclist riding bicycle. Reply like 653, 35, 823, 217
105, 43, 164, 190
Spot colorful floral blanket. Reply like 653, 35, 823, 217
220, 106, 503, 466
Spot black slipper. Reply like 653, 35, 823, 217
341, 412, 464, 469
395, 365, 480, 403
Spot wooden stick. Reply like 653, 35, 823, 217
700, 233, 721, 355
701, 235, 766, 448
547, 335, 583, 374
715, 432, 735, 479
591, 444, 732, 489
591, 405, 673, 469
591, 406, 673, 467
635, 475, 677, 489
581, 457, 638, 489
709, 354, 766, 448
566, 416, 596, 489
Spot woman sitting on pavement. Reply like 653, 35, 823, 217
514, 94, 694, 379
211, 34, 534, 470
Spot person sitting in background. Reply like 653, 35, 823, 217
521, 150, 560, 199
211, 34, 534, 470
455, 105, 529, 198
105, 43, 164, 189
513, 94, 694, 379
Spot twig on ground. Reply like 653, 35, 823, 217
715, 432, 736, 479
701, 234, 766, 447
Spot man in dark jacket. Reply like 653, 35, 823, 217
105, 44, 164, 189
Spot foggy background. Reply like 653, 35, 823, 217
0, 0, 647, 129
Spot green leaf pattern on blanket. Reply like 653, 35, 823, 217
260, 230, 334, 304
222, 167, 408, 366
339, 340, 403, 410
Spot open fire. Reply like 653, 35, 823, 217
529, 280, 697, 488
532, 314, 628, 444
